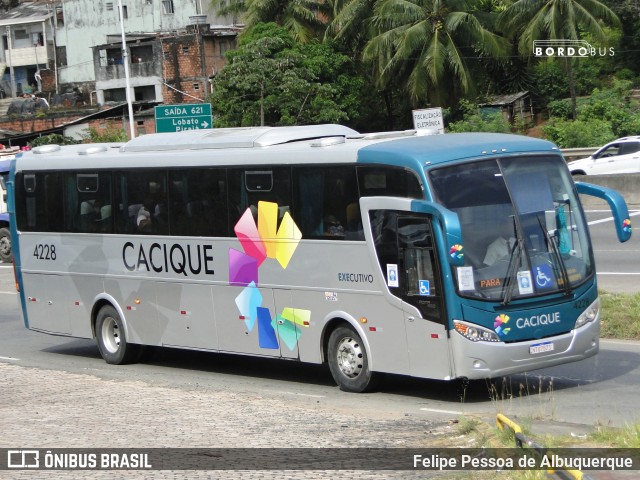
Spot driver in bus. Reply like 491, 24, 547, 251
483, 222, 515, 266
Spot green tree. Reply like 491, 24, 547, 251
361, 0, 509, 108
210, 23, 364, 127
498, 0, 620, 118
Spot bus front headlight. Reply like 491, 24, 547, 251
454, 320, 501, 342
575, 298, 600, 329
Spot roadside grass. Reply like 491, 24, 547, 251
599, 291, 640, 339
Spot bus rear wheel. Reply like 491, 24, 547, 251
95, 305, 140, 364
327, 326, 379, 393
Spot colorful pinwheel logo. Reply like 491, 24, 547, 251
230, 201, 310, 351
494, 314, 511, 337
623, 219, 631, 234
450, 244, 464, 261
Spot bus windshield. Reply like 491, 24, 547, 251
429, 155, 593, 302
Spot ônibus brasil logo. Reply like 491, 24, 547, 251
533, 40, 614, 58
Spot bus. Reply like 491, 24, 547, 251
8, 125, 632, 392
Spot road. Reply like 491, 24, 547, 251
587, 206, 640, 294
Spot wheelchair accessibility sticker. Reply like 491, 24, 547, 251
419, 280, 430, 296
534, 264, 555, 290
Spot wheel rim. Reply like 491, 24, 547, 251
101, 316, 121, 354
335, 336, 364, 379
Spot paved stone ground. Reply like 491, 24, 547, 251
0, 363, 466, 479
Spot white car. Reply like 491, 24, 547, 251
568, 136, 640, 176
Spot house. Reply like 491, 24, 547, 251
479, 91, 534, 124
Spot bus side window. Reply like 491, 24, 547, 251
169, 168, 228, 237
229, 168, 290, 232
17, 172, 63, 232
293, 166, 358, 239
115, 170, 167, 235
69, 173, 112, 233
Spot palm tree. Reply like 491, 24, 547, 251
326, 0, 377, 53
361, 0, 509, 107
498, 0, 620, 118
211, 0, 329, 43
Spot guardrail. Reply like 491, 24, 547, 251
561, 147, 598, 161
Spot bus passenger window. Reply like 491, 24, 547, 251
293, 166, 359, 240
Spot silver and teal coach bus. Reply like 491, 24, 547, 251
8, 125, 632, 392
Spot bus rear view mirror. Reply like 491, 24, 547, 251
575, 182, 632, 243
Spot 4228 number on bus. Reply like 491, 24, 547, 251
33, 244, 57, 261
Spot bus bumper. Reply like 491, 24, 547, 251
450, 318, 599, 380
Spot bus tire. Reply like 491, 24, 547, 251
95, 305, 140, 365
0, 227, 11, 263
327, 325, 379, 393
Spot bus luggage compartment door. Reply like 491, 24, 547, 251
23, 273, 71, 335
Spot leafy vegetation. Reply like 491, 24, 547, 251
543, 79, 640, 147
209, 0, 640, 136
210, 24, 366, 128
80, 126, 128, 143
29, 134, 79, 147
446, 100, 512, 133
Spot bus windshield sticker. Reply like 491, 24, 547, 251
533, 264, 556, 291
387, 264, 399, 287
517, 271, 534, 295
457, 266, 474, 291
418, 280, 430, 296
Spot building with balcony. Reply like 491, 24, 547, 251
0, 1, 54, 98
92, 23, 238, 105
54, 0, 237, 96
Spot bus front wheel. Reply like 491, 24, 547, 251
327, 326, 379, 393
95, 305, 140, 365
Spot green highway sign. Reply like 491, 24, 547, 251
155, 103, 213, 133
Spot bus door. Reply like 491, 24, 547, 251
396, 216, 451, 379
363, 196, 453, 380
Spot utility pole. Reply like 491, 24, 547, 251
118, 0, 135, 139
6, 26, 17, 97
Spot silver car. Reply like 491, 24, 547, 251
568, 136, 640, 176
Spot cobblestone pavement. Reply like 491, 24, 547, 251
0, 363, 466, 480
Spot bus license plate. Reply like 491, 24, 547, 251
530, 342, 554, 355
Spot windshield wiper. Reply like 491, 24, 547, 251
500, 236, 523, 305
537, 215, 572, 295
